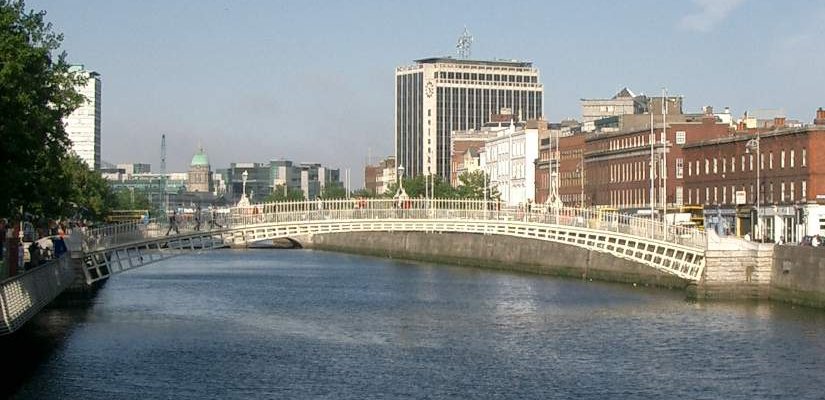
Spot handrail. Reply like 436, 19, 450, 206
79, 199, 706, 251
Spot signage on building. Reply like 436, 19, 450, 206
735, 190, 747, 205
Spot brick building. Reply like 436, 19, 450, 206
682, 113, 825, 242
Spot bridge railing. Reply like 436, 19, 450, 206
79, 212, 231, 251
224, 198, 706, 249
79, 199, 706, 251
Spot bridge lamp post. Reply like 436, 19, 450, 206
745, 136, 761, 241
242, 170, 248, 198
575, 162, 585, 209
394, 165, 408, 206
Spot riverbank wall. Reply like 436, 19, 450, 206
301, 231, 825, 309
771, 245, 825, 308
300, 231, 688, 289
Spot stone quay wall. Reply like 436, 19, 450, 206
771, 245, 825, 309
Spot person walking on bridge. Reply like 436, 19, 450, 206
165, 210, 180, 236
194, 204, 202, 231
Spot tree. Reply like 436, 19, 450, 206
351, 188, 375, 198
265, 185, 305, 202
61, 155, 115, 221
112, 187, 153, 211
0, 0, 85, 217
321, 182, 347, 199
456, 171, 500, 200
383, 175, 458, 198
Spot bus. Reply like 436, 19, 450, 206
106, 209, 150, 224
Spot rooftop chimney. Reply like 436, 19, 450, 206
815, 107, 825, 125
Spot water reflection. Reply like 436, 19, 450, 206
6, 249, 825, 399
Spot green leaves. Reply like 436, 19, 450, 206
0, 0, 86, 218
381, 171, 498, 200
265, 185, 306, 202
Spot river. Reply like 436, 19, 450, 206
5, 249, 825, 399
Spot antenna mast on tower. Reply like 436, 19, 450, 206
160, 134, 167, 213
456, 27, 473, 59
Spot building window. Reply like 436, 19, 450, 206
688, 161, 692, 176
676, 186, 683, 205
714, 186, 718, 204
770, 152, 774, 169
723, 186, 727, 204
802, 148, 807, 167
790, 150, 795, 168
781, 150, 785, 168
781, 182, 785, 202
705, 187, 710, 205
713, 158, 718, 174
790, 181, 795, 202
741, 155, 745, 172
749, 154, 754, 171
688, 188, 692, 204
676, 158, 684, 179
723, 157, 727, 174
731, 156, 735, 173
705, 159, 709, 174
676, 131, 686, 144
802, 180, 807, 200
695, 160, 700, 176
761, 153, 765, 170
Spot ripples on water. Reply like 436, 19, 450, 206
7, 249, 825, 399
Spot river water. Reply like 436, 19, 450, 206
5, 249, 825, 399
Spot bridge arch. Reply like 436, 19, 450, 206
78, 199, 706, 284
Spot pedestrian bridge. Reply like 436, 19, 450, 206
1, 198, 707, 335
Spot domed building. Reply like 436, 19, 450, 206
187, 146, 213, 193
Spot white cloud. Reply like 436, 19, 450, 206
679, 0, 745, 32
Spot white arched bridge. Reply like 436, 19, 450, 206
1, 198, 706, 335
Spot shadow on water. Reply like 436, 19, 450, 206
0, 285, 103, 399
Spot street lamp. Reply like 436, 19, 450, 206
746, 136, 761, 241
576, 161, 585, 208
394, 165, 408, 202
238, 170, 250, 207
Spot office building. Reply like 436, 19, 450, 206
64, 66, 101, 170
395, 57, 543, 180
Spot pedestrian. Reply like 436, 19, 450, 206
28, 241, 41, 269
165, 210, 180, 236
210, 207, 223, 229
812, 235, 820, 247
194, 205, 201, 231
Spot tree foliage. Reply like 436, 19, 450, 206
0, 0, 85, 217
320, 182, 347, 199
112, 187, 153, 211
265, 185, 305, 202
61, 155, 115, 221
380, 171, 496, 200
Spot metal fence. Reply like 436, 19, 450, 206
0, 256, 75, 335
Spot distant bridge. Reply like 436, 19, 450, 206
1, 198, 706, 335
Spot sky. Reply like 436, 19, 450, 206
28, 0, 825, 188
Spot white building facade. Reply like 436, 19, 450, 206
480, 123, 539, 207
395, 57, 543, 180
64, 66, 101, 170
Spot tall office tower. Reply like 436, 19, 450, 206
64, 65, 102, 170
395, 57, 543, 179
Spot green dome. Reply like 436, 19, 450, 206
191, 148, 209, 167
